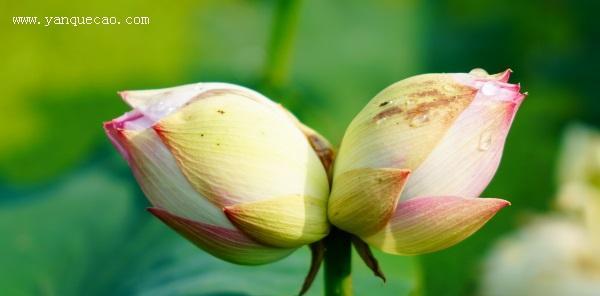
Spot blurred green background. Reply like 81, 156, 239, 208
1, 0, 598, 295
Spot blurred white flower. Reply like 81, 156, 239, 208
480, 124, 600, 296
480, 217, 600, 296
556, 125, 600, 186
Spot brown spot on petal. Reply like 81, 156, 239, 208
373, 106, 403, 122
404, 84, 477, 124
306, 134, 335, 175
420, 80, 436, 86
408, 89, 442, 98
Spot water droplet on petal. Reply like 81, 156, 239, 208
469, 68, 489, 77
409, 113, 429, 127
481, 82, 499, 96
164, 106, 176, 114
478, 130, 493, 151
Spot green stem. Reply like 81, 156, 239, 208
262, 0, 303, 91
324, 228, 353, 296
260, 2, 354, 295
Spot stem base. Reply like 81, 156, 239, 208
324, 228, 353, 296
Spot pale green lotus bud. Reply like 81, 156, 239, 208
104, 83, 330, 265
329, 69, 525, 255
556, 125, 600, 187
555, 125, 600, 249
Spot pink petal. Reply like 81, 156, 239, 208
102, 110, 147, 163
105, 111, 231, 227
401, 74, 525, 200
364, 196, 510, 255
148, 207, 294, 265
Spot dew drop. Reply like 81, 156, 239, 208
165, 106, 176, 114
481, 82, 499, 96
469, 68, 489, 77
478, 130, 493, 151
409, 113, 429, 127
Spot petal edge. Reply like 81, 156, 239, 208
148, 207, 294, 265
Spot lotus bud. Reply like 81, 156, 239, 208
103, 83, 331, 265
329, 69, 525, 255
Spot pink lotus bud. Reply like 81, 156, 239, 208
329, 69, 525, 255
104, 83, 331, 265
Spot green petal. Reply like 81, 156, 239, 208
224, 195, 330, 248
329, 168, 410, 236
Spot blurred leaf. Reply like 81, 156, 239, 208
0, 0, 208, 184
129, 243, 420, 296
287, 0, 425, 145
0, 159, 420, 295
0, 163, 135, 295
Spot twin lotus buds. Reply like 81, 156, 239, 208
104, 69, 525, 265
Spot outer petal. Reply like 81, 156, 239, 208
151, 88, 330, 248
364, 196, 510, 255
224, 195, 329, 248
149, 207, 294, 265
328, 168, 410, 237
153, 90, 330, 207
119, 83, 282, 122
103, 111, 139, 163
400, 77, 525, 199
103, 111, 229, 227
